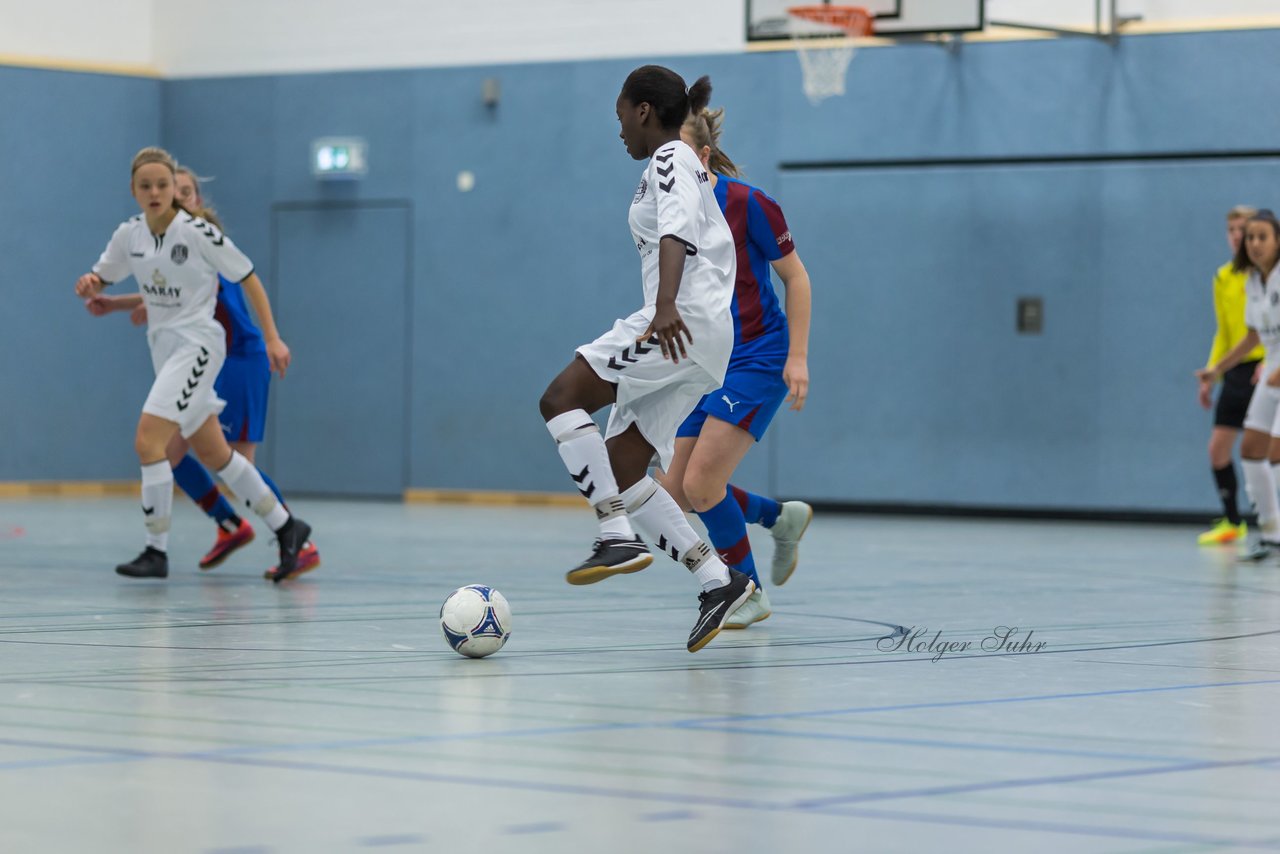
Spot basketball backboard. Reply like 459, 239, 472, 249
747, 0, 986, 40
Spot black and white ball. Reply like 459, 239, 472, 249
440, 585, 512, 658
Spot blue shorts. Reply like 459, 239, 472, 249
214, 352, 271, 443
676, 354, 788, 442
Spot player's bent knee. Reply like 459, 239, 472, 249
134, 433, 168, 462
682, 473, 722, 514
539, 384, 570, 420
190, 443, 233, 473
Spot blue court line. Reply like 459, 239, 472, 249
807, 805, 1280, 850
358, 834, 426, 846
682, 676, 1280, 726
184, 753, 779, 813
638, 810, 697, 822
0, 722, 643, 770
503, 822, 567, 835
83, 748, 1280, 850
790, 753, 1280, 809
2, 676, 1278, 772
677, 723, 1197, 764
0, 726, 1278, 845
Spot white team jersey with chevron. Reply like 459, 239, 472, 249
628, 140, 735, 382
93, 211, 254, 351
1245, 265, 1280, 367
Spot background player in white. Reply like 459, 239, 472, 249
1197, 209, 1280, 560
85, 166, 321, 579
539, 67, 754, 653
74, 146, 313, 582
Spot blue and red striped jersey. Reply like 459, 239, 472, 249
212, 275, 266, 358
714, 176, 793, 352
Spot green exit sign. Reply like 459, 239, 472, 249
312, 137, 368, 179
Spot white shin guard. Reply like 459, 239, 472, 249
140, 461, 173, 551
217, 451, 289, 532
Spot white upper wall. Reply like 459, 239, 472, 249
0, 0, 154, 69
153, 0, 748, 78
2, 0, 1277, 77
987, 0, 1280, 29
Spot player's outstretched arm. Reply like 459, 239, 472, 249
83, 293, 143, 318
238, 272, 291, 378
1198, 328, 1261, 384
642, 237, 693, 364
773, 251, 812, 411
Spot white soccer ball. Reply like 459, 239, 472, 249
440, 585, 512, 658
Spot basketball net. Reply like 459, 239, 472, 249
786, 6, 873, 104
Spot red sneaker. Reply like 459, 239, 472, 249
263, 541, 321, 581
199, 520, 255, 570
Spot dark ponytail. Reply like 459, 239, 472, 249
687, 76, 712, 116
620, 66, 713, 130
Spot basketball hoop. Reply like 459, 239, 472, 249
786, 5, 874, 104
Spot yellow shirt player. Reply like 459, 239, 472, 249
1197, 205, 1263, 545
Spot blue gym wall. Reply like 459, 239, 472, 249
0, 67, 161, 481
5, 27, 1280, 512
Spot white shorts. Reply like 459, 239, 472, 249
144, 333, 226, 438
576, 310, 719, 471
1244, 379, 1280, 435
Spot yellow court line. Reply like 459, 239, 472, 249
404, 488, 583, 508
0, 53, 161, 78
0, 481, 140, 499
0, 483, 584, 507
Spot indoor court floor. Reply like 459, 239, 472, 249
1, 497, 1278, 853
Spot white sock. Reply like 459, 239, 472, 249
140, 461, 173, 551
547, 410, 634, 540
1243, 459, 1279, 540
622, 477, 730, 590
217, 451, 289, 531
1271, 462, 1280, 514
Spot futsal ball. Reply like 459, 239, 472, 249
439, 585, 512, 658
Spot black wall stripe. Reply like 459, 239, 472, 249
780, 149, 1280, 172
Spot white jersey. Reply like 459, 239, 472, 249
1244, 265, 1280, 366
93, 211, 254, 353
628, 140, 735, 381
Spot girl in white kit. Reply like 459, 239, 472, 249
1198, 209, 1280, 560
538, 67, 754, 653
75, 146, 313, 582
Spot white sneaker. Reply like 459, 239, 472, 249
724, 588, 771, 629
770, 501, 813, 586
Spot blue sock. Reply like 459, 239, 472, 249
730, 484, 781, 529
697, 489, 760, 589
172, 455, 239, 529
256, 467, 285, 505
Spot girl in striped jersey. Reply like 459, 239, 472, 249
656, 105, 814, 628
86, 166, 320, 579
1198, 209, 1280, 560
75, 147, 313, 582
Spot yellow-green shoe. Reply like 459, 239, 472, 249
1198, 518, 1247, 545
